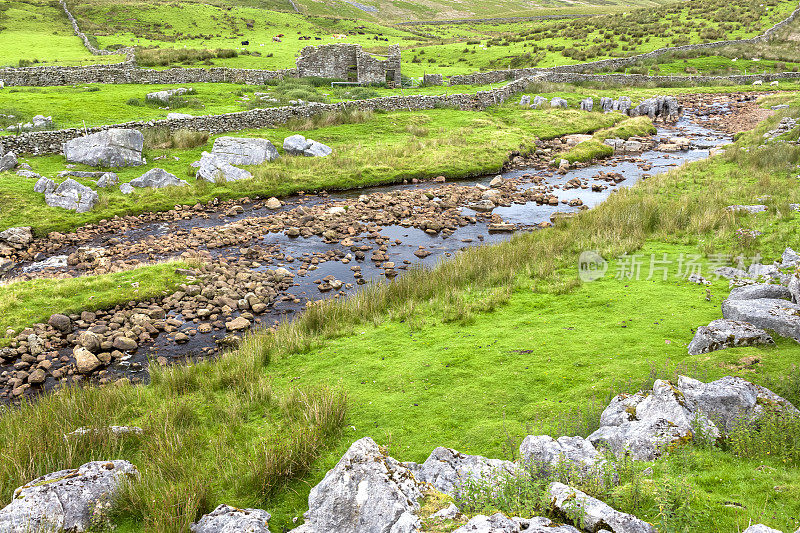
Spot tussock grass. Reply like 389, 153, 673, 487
143, 128, 210, 150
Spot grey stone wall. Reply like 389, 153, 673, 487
59, 0, 135, 64
296, 43, 401, 84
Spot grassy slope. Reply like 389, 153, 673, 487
0, 0, 120, 68
0, 106, 625, 235
0, 262, 189, 339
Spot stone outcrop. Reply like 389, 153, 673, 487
0, 151, 18, 171
44, 178, 99, 213
519, 435, 604, 477
296, 437, 423, 533
727, 284, 791, 301
687, 319, 774, 355
191, 504, 271, 533
407, 446, 515, 495
63, 129, 144, 167
722, 298, 800, 341
146, 87, 191, 104
210, 136, 280, 165
0, 460, 138, 533
548, 482, 656, 533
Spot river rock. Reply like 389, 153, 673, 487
130, 168, 187, 189
299, 437, 423, 533
407, 446, 515, 495
48, 313, 71, 333
550, 97, 568, 109
196, 152, 253, 183
211, 136, 280, 165
74, 347, 101, 373
63, 129, 144, 168
519, 435, 603, 477
548, 482, 656, 533
722, 298, 800, 341
0, 460, 138, 533
588, 379, 718, 461
0, 151, 18, 172
266, 197, 282, 209
687, 319, 774, 355
0, 226, 32, 245
112, 337, 138, 351
727, 284, 791, 301
44, 178, 99, 213
191, 504, 271, 533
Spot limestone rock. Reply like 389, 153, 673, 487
44, 178, 99, 213
519, 95, 531, 106
722, 298, 800, 341
0, 460, 138, 533
600, 97, 614, 113
167, 112, 193, 120
687, 319, 774, 355
550, 97, 568, 109
130, 168, 187, 189
266, 197, 282, 209
0, 151, 18, 172
408, 446, 515, 495
300, 437, 423, 533
120, 183, 134, 195
453, 512, 519, 533
96, 172, 118, 188
781, 247, 800, 269
211, 136, 280, 166
587, 379, 718, 461
146, 88, 190, 104
532, 96, 547, 109
580, 97, 594, 112
727, 284, 790, 301
196, 152, 253, 183
283, 134, 332, 157
0, 226, 33, 245
63, 129, 144, 168
191, 504, 271, 533
519, 435, 604, 477
742, 526, 782, 533
548, 482, 656, 533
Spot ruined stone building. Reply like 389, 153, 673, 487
296, 44, 401, 85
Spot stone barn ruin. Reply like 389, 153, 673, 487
296, 44, 401, 86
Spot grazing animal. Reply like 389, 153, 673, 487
314, 36, 321, 40
753, 80, 763, 86
241, 40, 249, 45
770, 80, 779, 86
273, 36, 281, 42
0, 80, 4, 89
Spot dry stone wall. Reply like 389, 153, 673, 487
59, 0, 134, 64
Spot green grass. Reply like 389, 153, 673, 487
555, 115, 657, 163
0, 0, 122, 67
0, 261, 190, 339
0, 105, 625, 235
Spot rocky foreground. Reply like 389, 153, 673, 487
0, 375, 797, 532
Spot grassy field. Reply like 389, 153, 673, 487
0, 262, 189, 340
1, 96, 799, 532
0, 0, 121, 67
0, 104, 627, 235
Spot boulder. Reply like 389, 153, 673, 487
722, 298, 800, 341
283, 134, 311, 155
191, 504, 271, 533
120, 183, 134, 195
196, 152, 253, 183
727, 204, 767, 214
781, 247, 800, 269
299, 437, 422, 533
74, 347, 101, 374
580, 97, 594, 112
32, 115, 52, 129
532, 96, 547, 109
678, 375, 798, 432
266, 197, 282, 209
48, 313, 71, 333
742, 526, 782, 533
146, 87, 190, 104
407, 446, 515, 495
431, 504, 459, 520
687, 319, 774, 355
550, 97, 568, 109
519, 95, 531, 106
130, 168, 187, 189
0, 460, 138, 533
600, 97, 614, 112
96, 172, 118, 188
588, 379, 718, 461
548, 482, 656, 533
16, 169, 41, 179
727, 284, 790, 301
211, 136, 280, 165
518, 435, 604, 477
519, 517, 581, 533
0, 226, 33, 245
616, 96, 632, 114
167, 112, 193, 119
63, 129, 144, 168
304, 140, 333, 157
714, 266, 750, 280
44, 178, 99, 213
0, 151, 18, 172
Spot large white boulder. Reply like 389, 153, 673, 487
195, 152, 253, 183
211, 137, 280, 166
63, 129, 144, 168
283, 134, 332, 157
44, 178, 99, 213
0, 460, 138, 533
191, 504, 271, 533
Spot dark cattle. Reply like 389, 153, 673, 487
315, 36, 322, 40
241, 40, 249, 45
